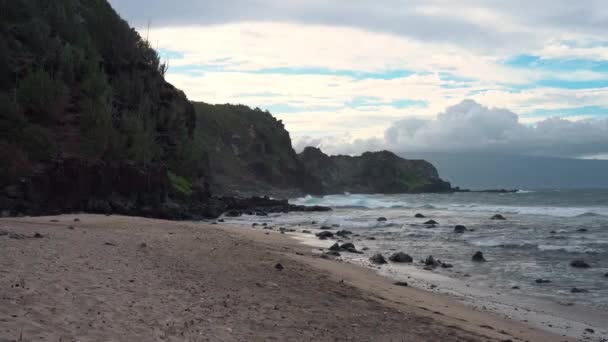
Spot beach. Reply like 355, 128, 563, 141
0, 214, 574, 341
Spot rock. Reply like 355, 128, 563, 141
217, 218, 225, 223
225, 210, 241, 217
571, 287, 588, 293
316, 231, 334, 239
370, 254, 387, 265
340, 243, 363, 254
425, 255, 440, 267
491, 214, 506, 220
424, 220, 438, 225
74, 218, 80, 222
584, 328, 594, 334
33, 233, 43, 238
512, 286, 520, 289
302, 230, 311, 234
377, 217, 387, 222
415, 213, 426, 218
394, 281, 409, 287
252, 223, 259, 227
320, 226, 332, 230
366, 237, 376, 240
139, 242, 147, 248
472, 251, 486, 262
104, 242, 116, 246
325, 251, 341, 257
605, 272, 608, 277
577, 228, 588, 232
454, 225, 467, 233
570, 259, 591, 268
535, 279, 551, 284
336, 230, 353, 236
332, 224, 340, 228
549, 230, 556, 234
329, 243, 341, 251
441, 263, 453, 268
8, 233, 27, 240
274, 263, 284, 271
388, 252, 413, 263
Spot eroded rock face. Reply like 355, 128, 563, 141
297, 147, 452, 194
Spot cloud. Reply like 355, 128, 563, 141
295, 100, 608, 158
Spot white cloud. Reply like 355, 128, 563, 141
295, 100, 608, 158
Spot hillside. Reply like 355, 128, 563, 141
0, 0, 452, 219
194, 103, 323, 197
298, 147, 452, 194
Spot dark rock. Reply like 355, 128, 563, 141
320, 226, 332, 230
377, 217, 387, 222
332, 224, 340, 228
217, 218, 225, 223
491, 214, 506, 220
8, 233, 27, 240
33, 233, 43, 238
577, 228, 588, 232
329, 243, 341, 251
366, 237, 376, 240
535, 279, 551, 284
394, 281, 409, 287
441, 263, 453, 268
302, 230, 311, 234
389, 252, 413, 263
454, 225, 467, 233
424, 220, 438, 225
415, 213, 426, 218
425, 255, 440, 267
584, 328, 594, 334
570, 259, 591, 268
549, 230, 556, 234
511, 286, 520, 289
104, 242, 116, 246
316, 231, 334, 239
605, 272, 608, 277
74, 218, 80, 222
472, 251, 486, 262
252, 223, 259, 227
571, 287, 588, 293
336, 230, 353, 236
225, 210, 241, 217
275, 263, 284, 271
370, 254, 387, 265
139, 243, 147, 248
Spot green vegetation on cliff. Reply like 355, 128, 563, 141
0, 0, 202, 187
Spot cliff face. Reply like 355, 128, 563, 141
194, 103, 323, 197
298, 147, 452, 194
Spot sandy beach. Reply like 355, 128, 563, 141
0, 215, 572, 341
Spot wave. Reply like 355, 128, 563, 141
537, 245, 598, 254
575, 212, 607, 218
470, 239, 600, 254
516, 189, 535, 194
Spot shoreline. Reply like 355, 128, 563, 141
0, 214, 576, 341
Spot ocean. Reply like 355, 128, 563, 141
222, 189, 608, 334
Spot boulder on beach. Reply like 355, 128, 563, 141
389, 252, 413, 263
454, 225, 467, 233
336, 230, 353, 236
370, 254, 387, 265
316, 231, 334, 239
535, 279, 551, 284
491, 214, 506, 220
571, 287, 588, 293
570, 259, 591, 268
329, 243, 341, 251
340, 243, 363, 254
377, 217, 388, 222
425, 255, 440, 267
424, 220, 438, 225
440, 263, 453, 268
415, 213, 426, 218
472, 251, 486, 262
394, 281, 409, 287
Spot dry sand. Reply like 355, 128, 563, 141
0, 215, 572, 341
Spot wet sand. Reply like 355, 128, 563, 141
0, 215, 571, 341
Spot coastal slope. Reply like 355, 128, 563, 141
298, 147, 452, 194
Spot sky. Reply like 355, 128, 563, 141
108, 0, 608, 159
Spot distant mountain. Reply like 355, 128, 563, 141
400, 152, 608, 190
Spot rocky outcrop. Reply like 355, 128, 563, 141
0, 158, 329, 220
297, 147, 452, 194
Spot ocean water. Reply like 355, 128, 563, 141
225, 189, 608, 311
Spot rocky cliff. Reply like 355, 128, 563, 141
194, 103, 323, 197
298, 147, 452, 194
